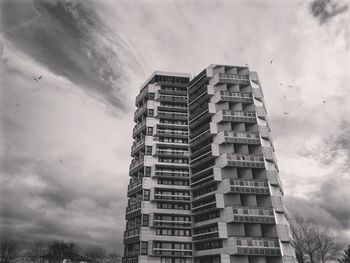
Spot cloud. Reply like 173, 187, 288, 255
309, 0, 349, 24
0, 0, 141, 111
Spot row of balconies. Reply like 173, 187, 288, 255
154, 148, 190, 157
214, 131, 260, 145
217, 153, 265, 169
156, 94, 188, 103
156, 111, 188, 120
154, 129, 189, 138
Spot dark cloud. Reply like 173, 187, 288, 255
293, 120, 350, 237
298, 120, 350, 168
309, 0, 349, 24
0, 0, 141, 110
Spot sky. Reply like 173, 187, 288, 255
1, 0, 350, 254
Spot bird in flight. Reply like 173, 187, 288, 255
34, 76, 42, 82
270, 60, 273, 64
59, 159, 64, 165
16, 104, 19, 107
322, 100, 326, 103
280, 83, 284, 86
283, 112, 289, 115
288, 85, 293, 88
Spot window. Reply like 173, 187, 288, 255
141, 241, 148, 255
142, 214, 149, 226
145, 166, 151, 177
147, 127, 153, 136
148, 93, 155, 100
143, 189, 150, 201
148, 109, 154, 117
146, 146, 152, 155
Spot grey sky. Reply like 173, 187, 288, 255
1, 0, 350, 254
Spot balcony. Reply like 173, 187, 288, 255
234, 237, 281, 256
277, 224, 292, 242
129, 158, 144, 173
231, 206, 275, 224
132, 121, 146, 137
211, 73, 250, 85
271, 196, 286, 213
214, 91, 253, 104
135, 87, 148, 105
230, 179, 270, 195
261, 147, 277, 165
255, 106, 267, 120
152, 191, 191, 202
123, 229, 140, 244
131, 140, 145, 156
156, 94, 188, 103
153, 170, 190, 179
125, 202, 142, 219
156, 111, 188, 120
266, 170, 282, 187
218, 110, 257, 123
253, 88, 263, 101
155, 149, 189, 158
152, 216, 191, 228
134, 103, 147, 121
258, 125, 270, 139
217, 153, 265, 168
220, 131, 260, 145
154, 129, 189, 138
127, 178, 143, 197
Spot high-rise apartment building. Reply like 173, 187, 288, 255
123, 65, 296, 263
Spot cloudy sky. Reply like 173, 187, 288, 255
1, 0, 350, 254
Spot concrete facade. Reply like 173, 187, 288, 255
122, 66, 297, 263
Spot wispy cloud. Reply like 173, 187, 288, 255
0, 0, 141, 110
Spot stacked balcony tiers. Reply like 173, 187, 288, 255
123, 66, 297, 263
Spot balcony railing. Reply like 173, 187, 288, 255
155, 149, 189, 157
221, 110, 257, 123
230, 179, 269, 195
153, 170, 189, 178
212, 73, 250, 85
235, 237, 281, 256
124, 229, 140, 239
129, 158, 144, 170
131, 139, 145, 155
223, 131, 260, 145
217, 91, 253, 103
134, 103, 147, 120
125, 202, 142, 215
128, 178, 143, 191
155, 129, 189, 137
225, 154, 265, 168
153, 193, 191, 202
132, 121, 146, 136
153, 219, 191, 228
156, 93, 187, 101
156, 111, 188, 120
232, 206, 275, 224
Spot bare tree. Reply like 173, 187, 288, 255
84, 245, 106, 263
0, 237, 19, 263
25, 241, 48, 263
105, 253, 121, 263
290, 217, 343, 263
338, 245, 350, 263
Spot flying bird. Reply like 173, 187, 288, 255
270, 60, 273, 64
16, 104, 19, 107
34, 75, 42, 82
288, 85, 293, 87
283, 112, 289, 115
59, 159, 64, 165
322, 100, 326, 103
283, 95, 287, 99
280, 83, 284, 86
